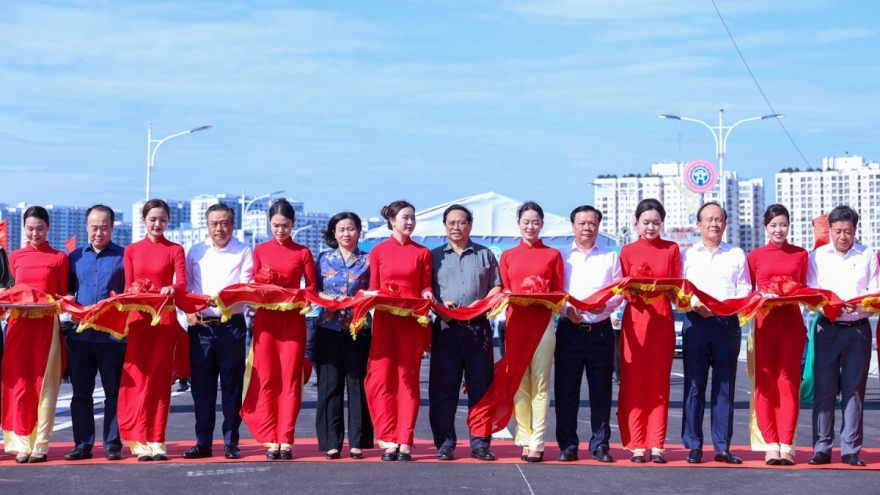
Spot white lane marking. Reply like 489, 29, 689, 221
52, 414, 104, 432
51, 390, 187, 432
187, 466, 271, 477
492, 427, 513, 440
516, 464, 537, 495
55, 388, 107, 416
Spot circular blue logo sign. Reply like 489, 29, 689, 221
683, 159, 717, 194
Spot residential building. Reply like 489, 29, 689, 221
775, 155, 880, 250
738, 178, 766, 252
294, 210, 331, 255
0, 204, 129, 251
132, 199, 191, 242
593, 161, 752, 250
137, 194, 329, 255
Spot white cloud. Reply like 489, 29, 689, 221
500, 0, 828, 22
0, 0, 877, 216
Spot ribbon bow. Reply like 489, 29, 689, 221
632, 262, 655, 278
127, 279, 159, 294
378, 281, 401, 297
762, 275, 801, 297
253, 266, 290, 286
520, 276, 548, 294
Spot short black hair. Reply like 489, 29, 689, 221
322, 212, 363, 249
206, 203, 235, 221
569, 205, 602, 224
828, 205, 859, 229
86, 204, 115, 223
23, 206, 50, 227
269, 198, 296, 222
635, 198, 665, 222
517, 201, 544, 220
696, 201, 727, 223
763, 204, 790, 226
442, 204, 473, 224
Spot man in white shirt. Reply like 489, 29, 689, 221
554, 205, 622, 463
806, 205, 878, 467
681, 202, 751, 465
182, 204, 254, 460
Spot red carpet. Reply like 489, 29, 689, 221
2, 440, 879, 469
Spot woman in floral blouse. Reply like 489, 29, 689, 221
314, 212, 374, 459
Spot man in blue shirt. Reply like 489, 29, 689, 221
64, 205, 126, 461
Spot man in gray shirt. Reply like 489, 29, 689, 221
429, 204, 502, 461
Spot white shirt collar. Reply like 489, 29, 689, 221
568, 240, 601, 254
693, 239, 730, 253
203, 236, 242, 253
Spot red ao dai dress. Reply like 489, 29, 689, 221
617, 236, 681, 453
242, 237, 316, 451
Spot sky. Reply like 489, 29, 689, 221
1, 0, 878, 222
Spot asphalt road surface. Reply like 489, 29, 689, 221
3, 336, 880, 495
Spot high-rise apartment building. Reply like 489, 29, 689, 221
134, 195, 329, 255
775, 155, 880, 250
593, 162, 753, 250
294, 211, 331, 255
738, 178, 766, 252
0, 203, 129, 251
132, 199, 191, 242
190, 194, 245, 230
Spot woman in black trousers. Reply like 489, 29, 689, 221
314, 212, 374, 459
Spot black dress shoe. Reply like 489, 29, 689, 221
182, 445, 213, 459
105, 448, 122, 461
325, 450, 341, 460
436, 446, 454, 460
279, 450, 293, 460
15, 455, 30, 464
397, 451, 413, 462
152, 454, 168, 461
765, 458, 780, 465
714, 450, 742, 464
650, 453, 667, 464
138, 455, 153, 462
520, 452, 529, 461
350, 451, 364, 459
686, 449, 702, 464
381, 451, 398, 461
842, 454, 867, 466
630, 455, 646, 463
808, 452, 830, 465
224, 445, 241, 460
64, 447, 93, 461
778, 458, 794, 466
28, 454, 48, 464
471, 447, 496, 461
266, 450, 281, 460
556, 447, 578, 462
591, 445, 614, 463
525, 451, 544, 463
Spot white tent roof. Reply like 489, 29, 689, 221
364, 191, 618, 247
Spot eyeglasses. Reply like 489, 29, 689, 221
445, 221, 470, 228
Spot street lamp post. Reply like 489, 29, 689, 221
292, 225, 314, 244
240, 190, 285, 246
657, 109, 782, 206
146, 123, 213, 200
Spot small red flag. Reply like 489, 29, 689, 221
0, 219, 7, 252
65, 235, 77, 253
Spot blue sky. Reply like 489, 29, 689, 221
1, 0, 878, 221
